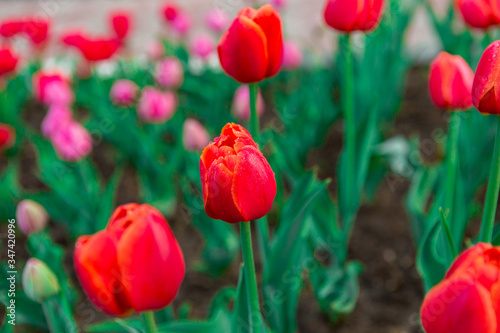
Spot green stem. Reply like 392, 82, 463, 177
343, 35, 356, 220
444, 112, 460, 228
240, 221, 262, 333
141, 311, 158, 333
42, 298, 62, 333
248, 83, 269, 264
479, 117, 500, 243
439, 207, 457, 259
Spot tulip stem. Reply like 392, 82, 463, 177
42, 298, 62, 333
240, 221, 263, 333
444, 111, 460, 231
480, 117, 500, 243
248, 83, 270, 264
141, 311, 158, 333
343, 35, 356, 216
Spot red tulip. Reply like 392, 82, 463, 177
162, 2, 179, 22
32, 70, 73, 105
323, 0, 385, 32
23, 19, 50, 45
429, 52, 474, 110
62, 32, 121, 62
421, 243, 500, 333
74, 204, 185, 315
0, 123, 15, 151
218, 4, 284, 83
200, 123, 276, 223
455, 0, 500, 29
0, 20, 24, 38
110, 11, 131, 40
472, 40, 500, 115
0, 47, 19, 77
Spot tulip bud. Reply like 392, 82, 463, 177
421, 243, 500, 333
324, 0, 386, 32
200, 123, 277, 223
218, 5, 284, 83
110, 11, 131, 40
16, 200, 49, 235
0, 123, 15, 151
455, 0, 500, 29
190, 34, 215, 60
22, 258, 61, 303
155, 57, 184, 89
50, 120, 92, 162
138, 87, 177, 124
0, 47, 19, 77
282, 40, 303, 70
205, 9, 230, 33
74, 203, 185, 315
110, 79, 138, 107
183, 118, 210, 151
231, 85, 265, 122
162, 2, 179, 22
473, 40, 500, 115
428, 52, 474, 110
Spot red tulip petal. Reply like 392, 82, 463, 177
218, 15, 268, 83
232, 146, 276, 221
252, 4, 284, 78
458, 0, 493, 28
446, 243, 492, 278
117, 216, 185, 311
324, 0, 361, 32
473, 40, 500, 114
357, 0, 385, 31
74, 232, 131, 316
421, 275, 497, 333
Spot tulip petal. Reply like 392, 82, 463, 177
324, 0, 361, 32
473, 40, 500, 114
74, 232, 131, 316
117, 216, 185, 311
252, 4, 284, 78
446, 243, 492, 278
232, 146, 276, 222
458, 0, 493, 29
421, 275, 497, 333
218, 15, 268, 83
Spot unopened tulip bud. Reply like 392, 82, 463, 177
51, 120, 92, 162
183, 118, 209, 151
429, 52, 474, 110
110, 79, 138, 107
473, 40, 500, 115
16, 200, 49, 235
205, 9, 230, 33
190, 34, 215, 60
22, 258, 61, 303
0, 47, 19, 78
155, 57, 184, 89
138, 87, 177, 124
232, 85, 265, 122
282, 40, 303, 70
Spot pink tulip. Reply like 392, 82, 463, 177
183, 118, 210, 151
190, 34, 215, 60
205, 9, 230, 33
269, 0, 288, 9
138, 87, 177, 124
171, 12, 191, 37
232, 85, 265, 122
41, 104, 72, 138
51, 120, 92, 162
33, 71, 73, 106
155, 57, 184, 88
282, 41, 303, 70
110, 79, 138, 107
16, 200, 49, 236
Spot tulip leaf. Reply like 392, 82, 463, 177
0, 159, 22, 221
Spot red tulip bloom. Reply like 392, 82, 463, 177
429, 52, 474, 110
200, 123, 276, 223
323, 0, 385, 32
421, 243, 500, 333
162, 2, 179, 22
218, 4, 284, 84
0, 47, 19, 77
23, 19, 50, 45
0, 123, 15, 151
0, 20, 24, 38
455, 0, 500, 29
110, 11, 131, 40
74, 204, 185, 316
62, 32, 121, 62
472, 40, 500, 115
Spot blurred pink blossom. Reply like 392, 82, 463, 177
282, 40, 303, 70
190, 34, 215, 60
268, 0, 288, 9
110, 79, 138, 107
183, 118, 209, 151
33, 71, 73, 106
138, 87, 177, 123
170, 12, 191, 37
147, 39, 164, 60
205, 9, 230, 33
155, 57, 184, 88
231, 85, 265, 122
41, 104, 72, 138
51, 120, 92, 162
